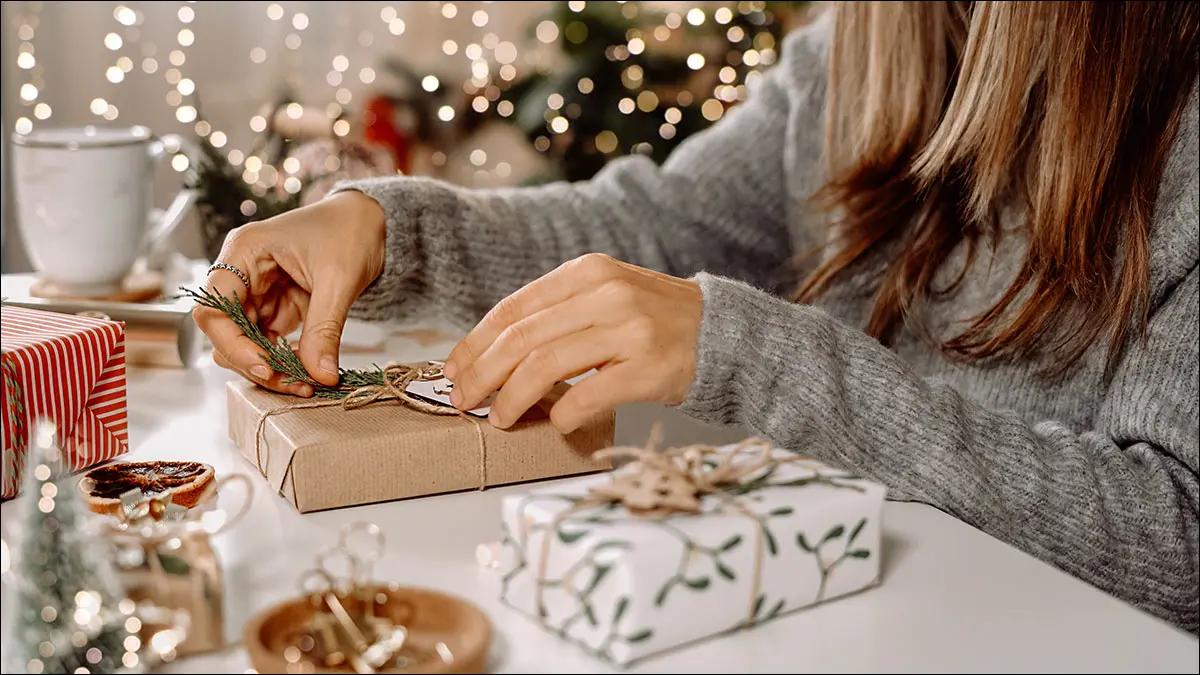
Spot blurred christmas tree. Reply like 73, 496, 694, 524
2, 421, 143, 674
472, 0, 810, 184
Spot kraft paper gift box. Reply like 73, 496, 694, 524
226, 379, 614, 513
1, 306, 129, 499
495, 438, 888, 667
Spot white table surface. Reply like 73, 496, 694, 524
1, 324, 1197, 674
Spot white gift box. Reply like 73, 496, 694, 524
496, 442, 888, 667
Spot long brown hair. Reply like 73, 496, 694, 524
796, 1, 1199, 374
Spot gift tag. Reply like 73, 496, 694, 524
404, 377, 493, 418
404, 366, 597, 418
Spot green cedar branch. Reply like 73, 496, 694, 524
180, 286, 387, 399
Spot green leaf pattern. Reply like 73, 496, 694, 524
497, 455, 881, 666
798, 517, 873, 604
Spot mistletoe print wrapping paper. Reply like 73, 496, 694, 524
496, 441, 887, 667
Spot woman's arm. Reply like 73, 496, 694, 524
678, 267, 1200, 633
335, 20, 831, 328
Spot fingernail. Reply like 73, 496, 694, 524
250, 365, 271, 380
443, 361, 458, 381
450, 390, 464, 408
290, 382, 312, 397
320, 356, 338, 376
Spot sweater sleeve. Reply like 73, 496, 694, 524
678, 268, 1200, 634
332, 19, 831, 328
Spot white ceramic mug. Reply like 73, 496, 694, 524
11, 125, 199, 296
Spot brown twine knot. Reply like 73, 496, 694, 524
536, 424, 801, 631
253, 362, 488, 490
339, 362, 461, 414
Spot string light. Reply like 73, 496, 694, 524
9, 0, 791, 193
636, 90, 659, 113
158, 4, 197, 156
701, 98, 725, 122
536, 20, 559, 43
14, 4, 43, 133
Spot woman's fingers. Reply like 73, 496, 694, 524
262, 290, 307, 346
194, 232, 278, 381
211, 348, 312, 397
548, 361, 659, 434
446, 253, 626, 380
450, 292, 605, 411
486, 327, 621, 429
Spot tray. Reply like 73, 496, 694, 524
244, 584, 493, 674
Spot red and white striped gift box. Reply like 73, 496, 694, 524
1, 306, 129, 499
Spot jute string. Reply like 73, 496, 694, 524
253, 362, 489, 490
534, 426, 805, 628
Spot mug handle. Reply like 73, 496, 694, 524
200, 473, 255, 537
142, 133, 201, 257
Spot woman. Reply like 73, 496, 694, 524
196, 2, 1199, 633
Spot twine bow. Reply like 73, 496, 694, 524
253, 362, 489, 490
536, 425, 800, 631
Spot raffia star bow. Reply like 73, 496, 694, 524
585, 425, 775, 518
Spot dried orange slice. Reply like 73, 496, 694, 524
79, 461, 216, 515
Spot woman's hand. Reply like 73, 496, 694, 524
444, 253, 704, 433
193, 190, 386, 396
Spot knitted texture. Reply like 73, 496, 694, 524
334, 17, 1199, 633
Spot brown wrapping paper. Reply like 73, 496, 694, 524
226, 380, 615, 513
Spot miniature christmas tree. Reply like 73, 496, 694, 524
1, 420, 144, 674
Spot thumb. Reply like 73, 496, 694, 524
299, 287, 354, 387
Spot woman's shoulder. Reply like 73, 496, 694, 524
770, 10, 834, 98
1149, 80, 1199, 301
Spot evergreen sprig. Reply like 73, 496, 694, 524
180, 287, 387, 399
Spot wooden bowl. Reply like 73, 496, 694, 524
244, 585, 493, 674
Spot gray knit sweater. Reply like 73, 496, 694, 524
337, 20, 1199, 634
